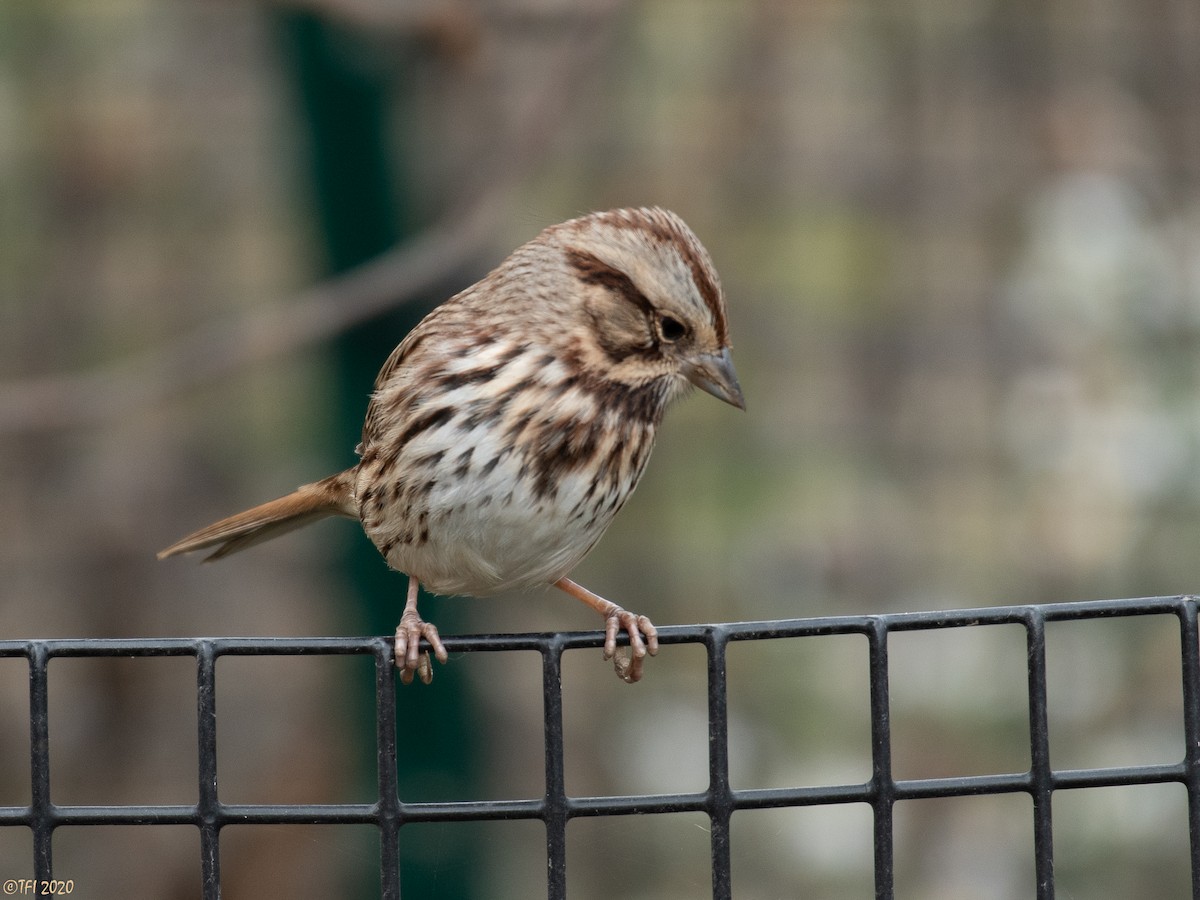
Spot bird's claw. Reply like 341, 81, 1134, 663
394, 611, 448, 685
603, 607, 658, 683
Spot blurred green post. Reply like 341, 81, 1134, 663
275, 12, 481, 898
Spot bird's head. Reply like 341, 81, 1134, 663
543, 207, 745, 411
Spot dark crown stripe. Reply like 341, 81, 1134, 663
682, 249, 725, 343
641, 217, 727, 344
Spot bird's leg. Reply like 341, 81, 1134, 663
553, 576, 659, 683
394, 576, 449, 685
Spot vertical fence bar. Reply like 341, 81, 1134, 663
196, 641, 221, 900
706, 627, 733, 900
376, 638, 402, 900
867, 618, 894, 899
1025, 609, 1054, 899
542, 636, 568, 900
1177, 598, 1200, 895
29, 642, 53, 886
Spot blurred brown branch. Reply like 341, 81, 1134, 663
0, 0, 626, 435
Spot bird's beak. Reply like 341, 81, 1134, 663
683, 347, 746, 411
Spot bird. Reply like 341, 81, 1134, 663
159, 207, 744, 684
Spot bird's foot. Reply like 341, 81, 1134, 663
553, 576, 659, 683
394, 609, 448, 685
602, 606, 659, 684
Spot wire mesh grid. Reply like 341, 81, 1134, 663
2, 594, 1198, 899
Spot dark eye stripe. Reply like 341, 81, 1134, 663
564, 248, 654, 316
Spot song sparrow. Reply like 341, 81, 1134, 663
159, 207, 744, 683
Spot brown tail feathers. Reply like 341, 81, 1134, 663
158, 471, 357, 562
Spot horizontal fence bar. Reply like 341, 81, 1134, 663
6, 758, 1186, 829
2, 594, 1191, 659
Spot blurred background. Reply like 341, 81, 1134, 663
2, 0, 1200, 897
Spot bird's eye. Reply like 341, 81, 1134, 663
658, 315, 687, 342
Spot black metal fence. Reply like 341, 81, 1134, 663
2, 594, 1198, 899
